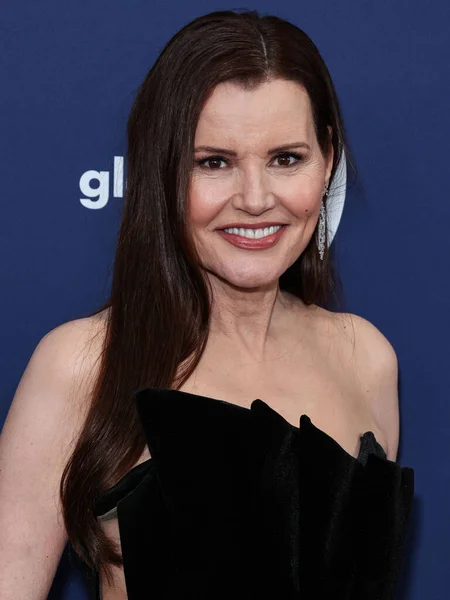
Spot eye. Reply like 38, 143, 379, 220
197, 156, 228, 170
272, 152, 302, 167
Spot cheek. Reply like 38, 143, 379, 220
282, 176, 323, 217
187, 177, 229, 228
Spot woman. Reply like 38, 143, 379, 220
0, 9, 413, 600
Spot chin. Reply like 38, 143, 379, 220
212, 268, 282, 291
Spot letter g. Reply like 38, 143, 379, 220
79, 170, 109, 209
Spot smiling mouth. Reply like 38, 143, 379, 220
220, 225, 285, 239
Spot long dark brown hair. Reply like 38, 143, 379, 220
61, 9, 350, 581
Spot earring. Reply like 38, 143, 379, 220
317, 183, 328, 261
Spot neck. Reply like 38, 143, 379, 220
207, 274, 301, 362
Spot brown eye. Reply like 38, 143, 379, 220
208, 158, 225, 169
197, 156, 227, 170
273, 152, 302, 167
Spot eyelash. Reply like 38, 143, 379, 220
196, 152, 303, 170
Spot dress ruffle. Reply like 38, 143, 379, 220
93, 388, 414, 599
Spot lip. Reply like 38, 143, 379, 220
216, 224, 288, 250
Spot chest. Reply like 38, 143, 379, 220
178, 340, 380, 458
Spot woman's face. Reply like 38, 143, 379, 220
188, 78, 333, 289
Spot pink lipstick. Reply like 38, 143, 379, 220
216, 224, 287, 250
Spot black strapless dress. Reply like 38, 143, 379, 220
90, 388, 414, 599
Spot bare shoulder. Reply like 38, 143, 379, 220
0, 309, 109, 597
40, 309, 108, 376
338, 311, 397, 370
25, 310, 108, 408
312, 307, 399, 460
312, 307, 397, 372
4, 308, 110, 461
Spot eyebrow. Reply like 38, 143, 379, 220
194, 142, 311, 156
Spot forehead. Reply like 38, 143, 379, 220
195, 79, 316, 146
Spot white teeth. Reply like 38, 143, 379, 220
223, 225, 282, 239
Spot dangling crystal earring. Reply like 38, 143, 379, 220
317, 183, 328, 261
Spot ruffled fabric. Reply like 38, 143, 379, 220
93, 388, 414, 599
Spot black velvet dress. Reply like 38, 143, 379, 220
91, 388, 414, 599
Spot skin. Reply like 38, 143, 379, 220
0, 78, 399, 600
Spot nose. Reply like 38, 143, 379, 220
231, 164, 276, 215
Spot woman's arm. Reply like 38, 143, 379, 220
0, 317, 102, 600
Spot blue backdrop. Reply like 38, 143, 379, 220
1, 1, 449, 598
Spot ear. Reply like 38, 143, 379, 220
325, 125, 334, 185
